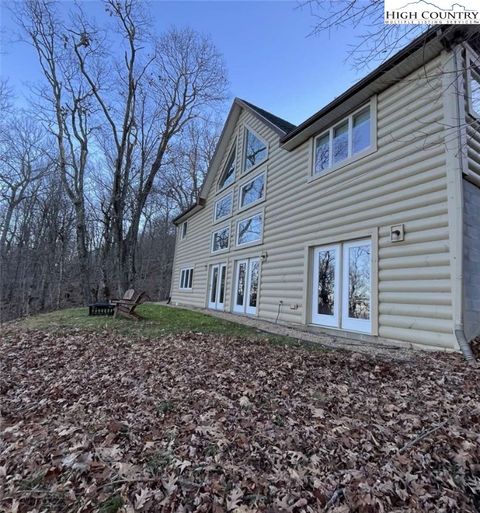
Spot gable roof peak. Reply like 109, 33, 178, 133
235, 98, 296, 135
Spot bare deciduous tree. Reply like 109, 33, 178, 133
16, 0, 95, 302
11, 0, 228, 305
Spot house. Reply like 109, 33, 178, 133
170, 25, 480, 358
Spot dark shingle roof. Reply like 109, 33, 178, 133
240, 100, 296, 134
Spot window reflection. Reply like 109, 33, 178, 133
348, 245, 371, 320
317, 249, 336, 316
244, 129, 267, 171
238, 214, 262, 245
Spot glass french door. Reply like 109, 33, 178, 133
233, 258, 260, 315
311, 245, 340, 327
312, 239, 372, 333
208, 263, 226, 310
341, 240, 372, 333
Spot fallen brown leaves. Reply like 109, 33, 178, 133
1, 327, 479, 512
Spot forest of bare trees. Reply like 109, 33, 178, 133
0, 0, 227, 321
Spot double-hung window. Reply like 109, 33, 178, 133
313, 101, 375, 176
237, 213, 263, 246
244, 128, 267, 173
239, 172, 265, 209
212, 226, 230, 253
179, 268, 193, 290
214, 193, 233, 222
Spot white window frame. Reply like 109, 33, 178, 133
218, 144, 236, 192
211, 225, 230, 254
238, 171, 266, 212
179, 267, 193, 291
310, 97, 377, 180
466, 46, 480, 119
243, 125, 268, 175
213, 192, 233, 223
236, 211, 264, 248
180, 221, 187, 240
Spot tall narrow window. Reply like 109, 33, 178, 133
332, 121, 348, 165
244, 128, 267, 172
352, 107, 371, 154
181, 222, 187, 240
219, 146, 236, 190
314, 133, 330, 174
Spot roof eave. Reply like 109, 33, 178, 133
172, 198, 206, 225
280, 25, 466, 151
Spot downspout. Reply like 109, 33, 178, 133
450, 42, 476, 363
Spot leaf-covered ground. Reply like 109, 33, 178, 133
1, 326, 479, 513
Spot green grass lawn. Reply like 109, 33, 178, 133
16, 303, 296, 345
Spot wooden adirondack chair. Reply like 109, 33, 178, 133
111, 290, 148, 320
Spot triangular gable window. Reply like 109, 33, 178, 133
218, 146, 236, 190
244, 128, 267, 172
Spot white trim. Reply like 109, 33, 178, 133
242, 124, 268, 175
179, 267, 194, 291
238, 170, 266, 212
213, 191, 233, 223
235, 211, 264, 248
211, 224, 230, 254
310, 97, 377, 179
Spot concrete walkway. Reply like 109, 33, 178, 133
162, 303, 420, 361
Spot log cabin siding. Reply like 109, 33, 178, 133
463, 44, 480, 342
171, 52, 460, 350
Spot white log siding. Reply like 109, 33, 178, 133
466, 45, 480, 182
463, 43, 480, 342
171, 50, 465, 351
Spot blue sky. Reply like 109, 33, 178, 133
1, 1, 383, 126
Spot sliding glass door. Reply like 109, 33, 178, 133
312, 239, 372, 333
208, 263, 226, 310
233, 258, 260, 315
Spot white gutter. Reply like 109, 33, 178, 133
448, 44, 476, 363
